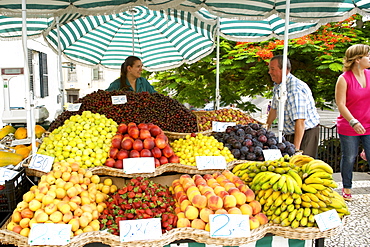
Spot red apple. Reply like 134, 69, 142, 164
140, 149, 152, 157
159, 156, 168, 165
139, 129, 151, 140
138, 123, 149, 129
162, 144, 174, 158
168, 155, 180, 163
143, 138, 155, 150
111, 134, 123, 148
114, 160, 123, 169
129, 150, 140, 158
149, 125, 162, 136
128, 127, 139, 139
133, 139, 143, 152
121, 139, 133, 150
105, 158, 115, 167
156, 133, 168, 143
155, 137, 167, 149
117, 123, 128, 134
109, 147, 119, 159
117, 150, 129, 160
154, 158, 161, 167
151, 147, 162, 158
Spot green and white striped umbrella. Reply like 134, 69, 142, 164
44, 6, 217, 71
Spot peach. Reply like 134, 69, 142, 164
29, 199, 42, 211
179, 174, 192, 184
19, 218, 31, 228
69, 218, 80, 232
63, 211, 74, 223
187, 189, 201, 202
67, 187, 78, 198
6, 221, 17, 231
200, 186, 214, 195
207, 195, 223, 211
79, 215, 90, 228
183, 180, 196, 193
244, 189, 256, 202
223, 182, 236, 192
174, 185, 184, 194
89, 220, 100, 231
57, 201, 71, 214
177, 212, 186, 219
50, 211, 63, 223
12, 225, 22, 234
177, 218, 191, 228
254, 212, 269, 225
70, 196, 82, 205
20, 227, 30, 237
186, 186, 200, 196
227, 207, 242, 214
213, 186, 226, 195
74, 208, 83, 217
44, 203, 58, 215
223, 194, 237, 209
205, 223, 210, 232
199, 208, 214, 223
249, 216, 260, 230
175, 191, 187, 201
230, 191, 247, 205
191, 218, 206, 230
214, 209, 228, 214
62, 172, 71, 182
16, 201, 29, 211
249, 200, 262, 215
21, 208, 34, 219
12, 211, 22, 223
203, 191, 216, 200
237, 184, 249, 193
217, 190, 229, 199
172, 179, 181, 188
23, 191, 35, 202
35, 212, 49, 223
206, 178, 218, 187
191, 194, 207, 209
239, 203, 253, 216
184, 205, 199, 220
215, 174, 227, 184
68, 201, 79, 211
42, 195, 55, 205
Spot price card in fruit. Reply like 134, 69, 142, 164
0, 168, 18, 185
29, 223, 72, 245
314, 209, 342, 232
196, 156, 226, 170
120, 218, 161, 242
67, 103, 81, 111
11, 138, 31, 146
262, 149, 282, 161
209, 214, 250, 238
112, 95, 127, 104
212, 121, 236, 132
123, 157, 155, 174
29, 154, 54, 173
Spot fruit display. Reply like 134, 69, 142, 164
197, 108, 257, 132
232, 155, 350, 228
99, 176, 177, 235
49, 91, 198, 133
172, 170, 268, 231
105, 122, 179, 169
37, 111, 117, 168
6, 160, 117, 237
213, 123, 296, 161
171, 133, 235, 166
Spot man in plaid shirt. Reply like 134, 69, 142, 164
266, 55, 320, 158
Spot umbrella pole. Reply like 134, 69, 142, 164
215, 17, 220, 110
132, 11, 134, 55
56, 16, 65, 111
22, 0, 36, 154
278, 0, 290, 144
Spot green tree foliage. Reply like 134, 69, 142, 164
148, 14, 370, 112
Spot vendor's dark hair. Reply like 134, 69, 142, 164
120, 56, 141, 90
270, 55, 291, 71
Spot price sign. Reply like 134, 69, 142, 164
314, 209, 342, 231
123, 157, 155, 174
12, 138, 31, 146
112, 95, 127, 104
29, 223, 72, 245
120, 218, 162, 242
212, 122, 236, 132
262, 149, 282, 161
28, 154, 54, 173
210, 214, 250, 238
170, 243, 188, 247
0, 168, 19, 185
196, 156, 227, 170
67, 103, 81, 112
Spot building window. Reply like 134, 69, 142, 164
93, 67, 103, 80
66, 89, 80, 103
28, 49, 49, 98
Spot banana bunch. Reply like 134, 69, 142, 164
289, 154, 315, 167
301, 159, 337, 194
251, 170, 303, 194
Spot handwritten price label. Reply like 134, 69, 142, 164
112, 95, 127, 104
262, 149, 282, 161
67, 103, 81, 112
0, 168, 19, 185
28, 154, 54, 173
11, 138, 31, 146
196, 156, 227, 170
120, 218, 162, 242
29, 223, 72, 245
210, 214, 250, 238
212, 121, 236, 132
314, 209, 342, 231
123, 157, 155, 174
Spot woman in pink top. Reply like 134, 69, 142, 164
335, 44, 370, 201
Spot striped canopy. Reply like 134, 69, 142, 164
44, 6, 217, 71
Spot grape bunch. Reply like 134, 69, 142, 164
213, 123, 296, 161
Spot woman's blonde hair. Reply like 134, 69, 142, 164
343, 44, 370, 71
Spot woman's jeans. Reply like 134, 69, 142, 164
339, 134, 370, 189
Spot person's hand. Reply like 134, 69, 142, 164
353, 122, 366, 134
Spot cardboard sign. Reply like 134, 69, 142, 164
28, 154, 54, 173
314, 209, 342, 231
262, 149, 282, 161
123, 157, 155, 174
212, 121, 236, 132
112, 95, 127, 104
67, 103, 81, 111
0, 168, 19, 185
120, 218, 162, 242
29, 223, 71, 245
196, 156, 227, 170
209, 214, 250, 238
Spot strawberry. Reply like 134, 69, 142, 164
128, 191, 135, 198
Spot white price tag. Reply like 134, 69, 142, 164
212, 121, 236, 132
11, 138, 31, 146
119, 218, 162, 242
196, 156, 227, 170
29, 154, 54, 173
210, 214, 250, 238
112, 95, 127, 104
170, 243, 188, 247
67, 103, 81, 111
314, 209, 342, 231
123, 157, 155, 174
0, 168, 19, 185
28, 223, 72, 245
262, 149, 282, 161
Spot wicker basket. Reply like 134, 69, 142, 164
163, 130, 213, 142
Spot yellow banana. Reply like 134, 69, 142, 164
315, 192, 332, 204
291, 219, 300, 228
279, 211, 289, 221
302, 184, 318, 193
307, 183, 327, 191
287, 169, 302, 188
281, 218, 291, 227
306, 160, 333, 174
259, 172, 277, 184
317, 200, 327, 208
252, 172, 267, 185
265, 195, 275, 207
309, 172, 332, 179
258, 197, 266, 205
307, 222, 316, 227
269, 173, 282, 185
274, 194, 284, 207
336, 207, 350, 215
258, 189, 266, 198
274, 167, 289, 174
280, 202, 288, 212
281, 182, 288, 193
273, 216, 281, 224
296, 208, 304, 221
311, 201, 320, 209
284, 174, 295, 194
304, 177, 323, 184
241, 173, 250, 181
285, 195, 294, 205
261, 181, 273, 190
311, 208, 319, 215
306, 193, 320, 202
232, 163, 243, 173
322, 179, 338, 188
301, 202, 312, 208
277, 174, 287, 189
281, 192, 290, 201
303, 207, 311, 217
271, 191, 282, 201
274, 207, 282, 216
328, 198, 346, 209
301, 194, 311, 202
294, 196, 302, 205
308, 214, 315, 223
288, 209, 298, 222
287, 204, 295, 212
300, 217, 308, 227
263, 188, 274, 200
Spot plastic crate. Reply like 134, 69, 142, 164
0, 168, 31, 213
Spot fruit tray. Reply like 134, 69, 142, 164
0, 217, 347, 247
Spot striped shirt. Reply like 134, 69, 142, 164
271, 73, 320, 135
